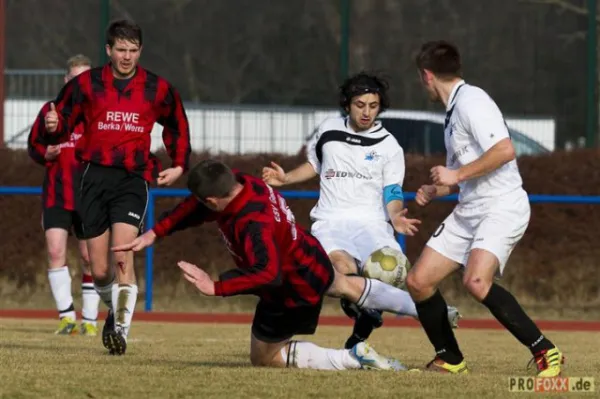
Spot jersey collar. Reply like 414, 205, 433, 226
102, 63, 144, 89
446, 80, 466, 111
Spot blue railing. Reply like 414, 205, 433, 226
2, 186, 600, 311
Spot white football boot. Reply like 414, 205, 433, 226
350, 342, 408, 371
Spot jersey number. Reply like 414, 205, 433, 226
278, 195, 298, 240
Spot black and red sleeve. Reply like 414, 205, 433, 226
43, 75, 85, 144
213, 220, 283, 297
27, 103, 50, 165
157, 82, 191, 172
153, 195, 215, 237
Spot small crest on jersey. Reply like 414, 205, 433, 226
364, 150, 381, 161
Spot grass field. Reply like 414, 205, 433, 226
1, 318, 598, 398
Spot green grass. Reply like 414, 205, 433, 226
0, 319, 598, 398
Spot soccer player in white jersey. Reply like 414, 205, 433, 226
405, 41, 563, 376
263, 72, 460, 348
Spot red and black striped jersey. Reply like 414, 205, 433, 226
41, 63, 191, 183
153, 172, 334, 308
28, 101, 84, 211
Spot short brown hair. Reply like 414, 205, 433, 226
187, 160, 237, 200
106, 19, 143, 47
66, 54, 92, 71
415, 41, 461, 79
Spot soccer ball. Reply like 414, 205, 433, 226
361, 247, 411, 289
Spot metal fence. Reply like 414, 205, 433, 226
5, 0, 597, 150
3, 69, 559, 156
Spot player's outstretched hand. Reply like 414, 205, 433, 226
262, 162, 286, 186
391, 208, 421, 236
44, 145, 61, 161
178, 261, 215, 296
112, 230, 157, 252
44, 103, 59, 133
416, 185, 437, 207
158, 166, 184, 186
430, 165, 459, 186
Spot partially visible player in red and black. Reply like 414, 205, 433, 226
114, 159, 429, 370
27, 54, 100, 337
41, 19, 192, 355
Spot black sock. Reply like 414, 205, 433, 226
345, 315, 376, 349
415, 290, 463, 364
482, 283, 554, 354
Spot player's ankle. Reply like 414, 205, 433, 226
437, 350, 464, 365
529, 336, 554, 355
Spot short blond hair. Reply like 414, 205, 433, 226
66, 54, 92, 71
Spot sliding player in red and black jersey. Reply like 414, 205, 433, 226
27, 55, 100, 337
114, 159, 423, 370
39, 19, 191, 355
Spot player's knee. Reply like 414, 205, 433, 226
112, 251, 131, 269
46, 243, 66, 265
91, 267, 111, 283
462, 275, 492, 301
405, 271, 431, 299
250, 352, 277, 368
331, 260, 357, 275
329, 252, 358, 275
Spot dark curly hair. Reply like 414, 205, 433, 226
339, 72, 390, 115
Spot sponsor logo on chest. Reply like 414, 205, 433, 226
98, 111, 144, 133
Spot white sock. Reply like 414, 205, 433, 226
94, 280, 114, 310
48, 266, 75, 320
358, 278, 418, 317
285, 341, 361, 370
113, 284, 138, 337
81, 276, 100, 326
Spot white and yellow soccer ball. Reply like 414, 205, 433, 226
361, 246, 411, 289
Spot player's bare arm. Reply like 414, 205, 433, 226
416, 184, 459, 206
386, 201, 421, 236
430, 138, 515, 186
262, 161, 317, 186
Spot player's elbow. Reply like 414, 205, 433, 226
258, 266, 282, 288
267, 268, 283, 287
496, 138, 516, 163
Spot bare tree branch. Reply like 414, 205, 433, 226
522, 0, 600, 22
558, 30, 587, 43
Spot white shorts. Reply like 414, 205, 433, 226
426, 190, 530, 275
311, 218, 402, 266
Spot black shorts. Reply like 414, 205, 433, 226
251, 300, 324, 343
42, 207, 84, 240
78, 163, 149, 239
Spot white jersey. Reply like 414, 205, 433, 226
444, 80, 525, 204
306, 116, 405, 222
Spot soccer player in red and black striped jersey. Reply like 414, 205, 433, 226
27, 55, 100, 337
114, 160, 426, 370
41, 20, 191, 355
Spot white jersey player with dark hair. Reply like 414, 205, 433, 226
405, 40, 563, 376
263, 72, 460, 348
